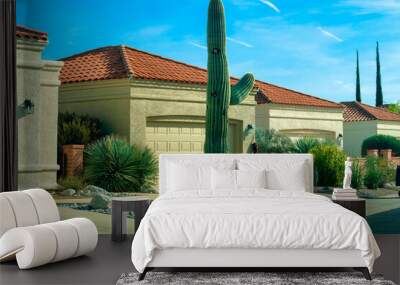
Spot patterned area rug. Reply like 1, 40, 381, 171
116, 272, 395, 285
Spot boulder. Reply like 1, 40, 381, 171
83, 185, 112, 197
60, 188, 76, 196
79, 190, 92, 197
89, 193, 111, 209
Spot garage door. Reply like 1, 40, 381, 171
280, 129, 335, 142
146, 121, 238, 154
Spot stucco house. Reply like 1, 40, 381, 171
59, 45, 344, 154
342, 101, 400, 157
16, 26, 63, 189
255, 81, 343, 141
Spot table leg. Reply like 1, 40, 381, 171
112, 201, 124, 242
121, 211, 127, 239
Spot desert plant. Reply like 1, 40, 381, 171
351, 160, 363, 190
204, 0, 255, 153
84, 136, 157, 192
254, 129, 294, 153
294, 137, 320, 153
310, 144, 347, 187
361, 135, 400, 156
58, 176, 87, 191
58, 112, 107, 146
58, 117, 91, 145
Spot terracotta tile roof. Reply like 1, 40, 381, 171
16, 25, 48, 43
342, 101, 400, 122
60, 45, 342, 109
255, 80, 343, 109
60, 45, 208, 84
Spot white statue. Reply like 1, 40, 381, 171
343, 157, 353, 190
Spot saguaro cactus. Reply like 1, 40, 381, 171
204, 0, 255, 153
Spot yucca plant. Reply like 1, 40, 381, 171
84, 136, 157, 192
294, 137, 321, 153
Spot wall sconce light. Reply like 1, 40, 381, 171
244, 124, 255, 138
17, 99, 35, 119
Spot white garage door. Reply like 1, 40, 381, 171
280, 129, 335, 142
146, 121, 238, 154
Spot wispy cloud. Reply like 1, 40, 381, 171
188, 41, 207, 50
231, 0, 258, 8
227, 37, 253, 48
123, 25, 171, 42
259, 0, 280, 13
317, 27, 344, 42
136, 25, 171, 37
338, 0, 400, 15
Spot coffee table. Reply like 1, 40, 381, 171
111, 196, 152, 242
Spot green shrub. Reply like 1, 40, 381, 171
351, 160, 363, 190
58, 112, 107, 146
294, 137, 321, 153
310, 144, 347, 187
387, 101, 400, 114
364, 156, 385, 189
58, 176, 87, 191
361, 135, 400, 156
254, 129, 294, 153
84, 136, 158, 192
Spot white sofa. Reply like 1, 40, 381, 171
0, 189, 98, 269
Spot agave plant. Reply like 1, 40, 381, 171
84, 136, 157, 192
294, 137, 321, 153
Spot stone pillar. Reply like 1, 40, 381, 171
17, 38, 63, 189
62, 145, 84, 177
381, 149, 392, 161
367, 149, 379, 157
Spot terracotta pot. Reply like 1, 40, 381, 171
62, 144, 84, 177
367, 149, 379, 157
380, 149, 392, 161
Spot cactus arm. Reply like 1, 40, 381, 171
230, 73, 255, 105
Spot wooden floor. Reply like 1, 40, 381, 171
0, 235, 399, 285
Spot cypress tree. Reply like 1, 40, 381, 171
376, 42, 383, 107
356, 50, 361, 102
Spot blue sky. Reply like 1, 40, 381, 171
17, 0, 399, 105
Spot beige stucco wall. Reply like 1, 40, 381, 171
17, 40, 63, 189
343, 120, 400, 157
377, 121, 400, 139
59, 79, 256, 153
59, 79, 132, 140
130, 80, 256, 153
343, 121, 377, 157
256, 103, 344, 143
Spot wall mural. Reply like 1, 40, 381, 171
14, 0, 400, 236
